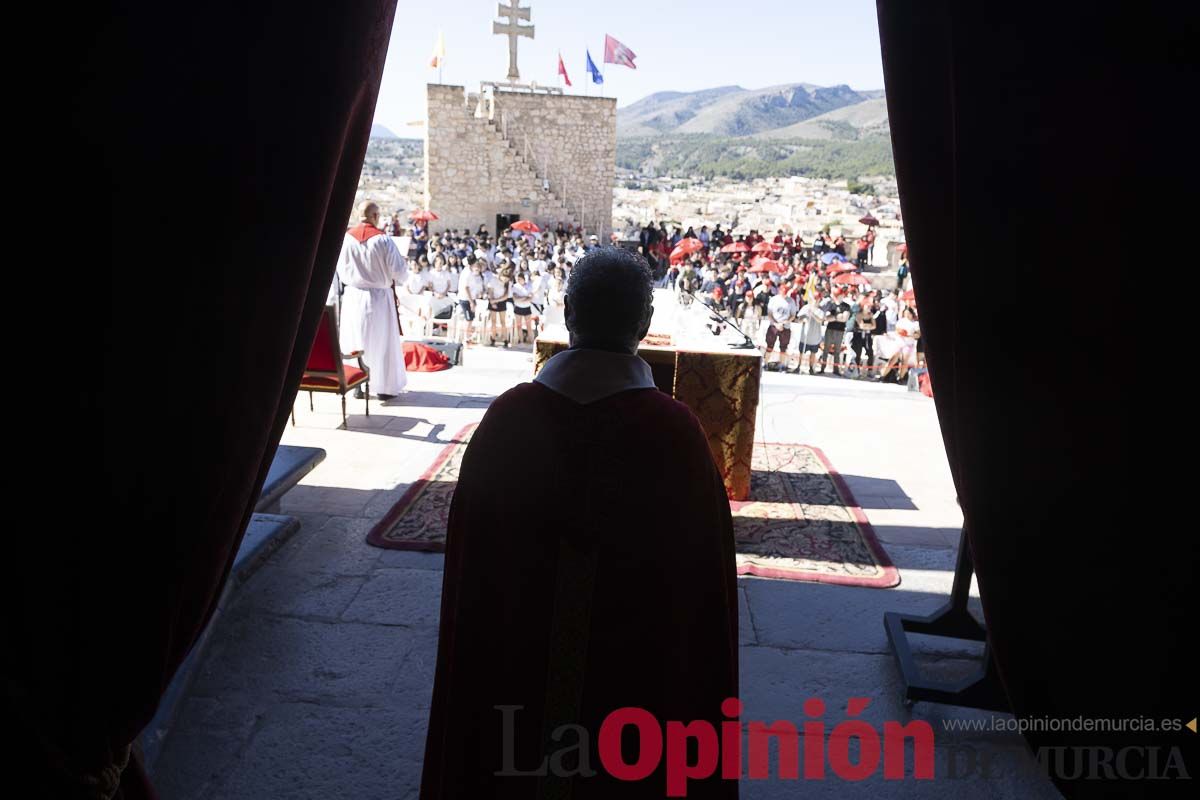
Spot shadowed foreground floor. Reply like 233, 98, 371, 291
152, 344, 1060, 799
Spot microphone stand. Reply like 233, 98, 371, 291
685, 289, 758, 350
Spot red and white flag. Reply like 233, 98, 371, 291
557, 51, 572, 87
604, 34, 637, 69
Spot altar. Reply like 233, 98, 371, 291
533, 290, 763, 500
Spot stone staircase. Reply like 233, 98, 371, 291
473, 112, 581, 229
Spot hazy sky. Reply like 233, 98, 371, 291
374, 0, 884, 132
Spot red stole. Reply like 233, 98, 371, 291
346, 223, 385, 244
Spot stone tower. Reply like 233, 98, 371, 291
423, 84, 617, 238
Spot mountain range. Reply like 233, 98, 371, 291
617, 83, 886, 140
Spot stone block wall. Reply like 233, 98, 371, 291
424, 84, 615, 238
488, 90, 616, 237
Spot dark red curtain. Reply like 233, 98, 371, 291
877, 2, 1194, 797
8, 2, 398, 796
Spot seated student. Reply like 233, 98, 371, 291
421, 248, 737, 799
878, 306, 921, 383
429, 255, 454, 321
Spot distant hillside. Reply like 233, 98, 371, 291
370, 124, 399, 139
618, 83, 876, 137
757, 97, 890, 141
616, 134, 895, 181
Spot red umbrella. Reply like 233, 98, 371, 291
409, 210, 439, 223
749, 258, 783, 274
826, 262, 857, 275
672, 238, 704, 257
720, 241, 750, 254
511, 220, 539, 233
859, 214, 880, 227
750, 241, 779, 254
901, 289, 916, 304
832, 272, 871, 287
898, 243, 908, 254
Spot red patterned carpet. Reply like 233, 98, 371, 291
366, 425, 898, 588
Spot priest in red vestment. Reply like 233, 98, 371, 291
421, 248, 739, 799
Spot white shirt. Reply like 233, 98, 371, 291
768, 294, 795, 326
406, 268, 431, 295
429, 269, 452, 295
883, 296, 899, 329
547, 278, 566, 307
897, 318, 920, 340
530, 273, 549, 305
796, 303, 827, 344
462, 271, 485, 301
486, 275, 508, 302
511, 280, 532, 308
447, 267, 461, 293
335, 231, 407, 290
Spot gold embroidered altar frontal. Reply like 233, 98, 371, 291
534, 337, 762, 500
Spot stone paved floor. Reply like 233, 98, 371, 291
152, 342, 1061, 799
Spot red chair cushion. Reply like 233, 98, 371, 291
300, 366, 367, 391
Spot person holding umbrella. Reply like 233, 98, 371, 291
409, 210, 438, 259
856, 235, 870, 268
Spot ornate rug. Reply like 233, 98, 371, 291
733, 443, 898, 587
365, 427, 899, 588
364, 424, 476, 552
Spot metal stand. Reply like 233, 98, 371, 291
883, 526, 1010, 711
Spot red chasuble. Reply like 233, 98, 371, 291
420, 377, 739, 799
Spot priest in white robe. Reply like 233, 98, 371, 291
335, 201, 409, 398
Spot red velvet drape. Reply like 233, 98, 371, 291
8, 2, 398, 796
876, 2, 1194, 797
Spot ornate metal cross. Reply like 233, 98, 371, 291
493, 1, 534, 82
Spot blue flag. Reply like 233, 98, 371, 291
586, 50, 603, 84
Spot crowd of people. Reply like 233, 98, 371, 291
647, 222, 919, 382
373, 215, 610, 347
350, 209, 919, 383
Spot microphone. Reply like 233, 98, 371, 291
684, 288, 758, 350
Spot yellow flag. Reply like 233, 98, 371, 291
430, 31, 445, 68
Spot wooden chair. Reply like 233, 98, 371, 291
294, 305, 369, 428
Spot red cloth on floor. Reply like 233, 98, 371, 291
403, 341, 451, 372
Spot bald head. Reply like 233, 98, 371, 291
359, 201, 380, 225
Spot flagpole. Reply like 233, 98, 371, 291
601, 37, 607, 97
